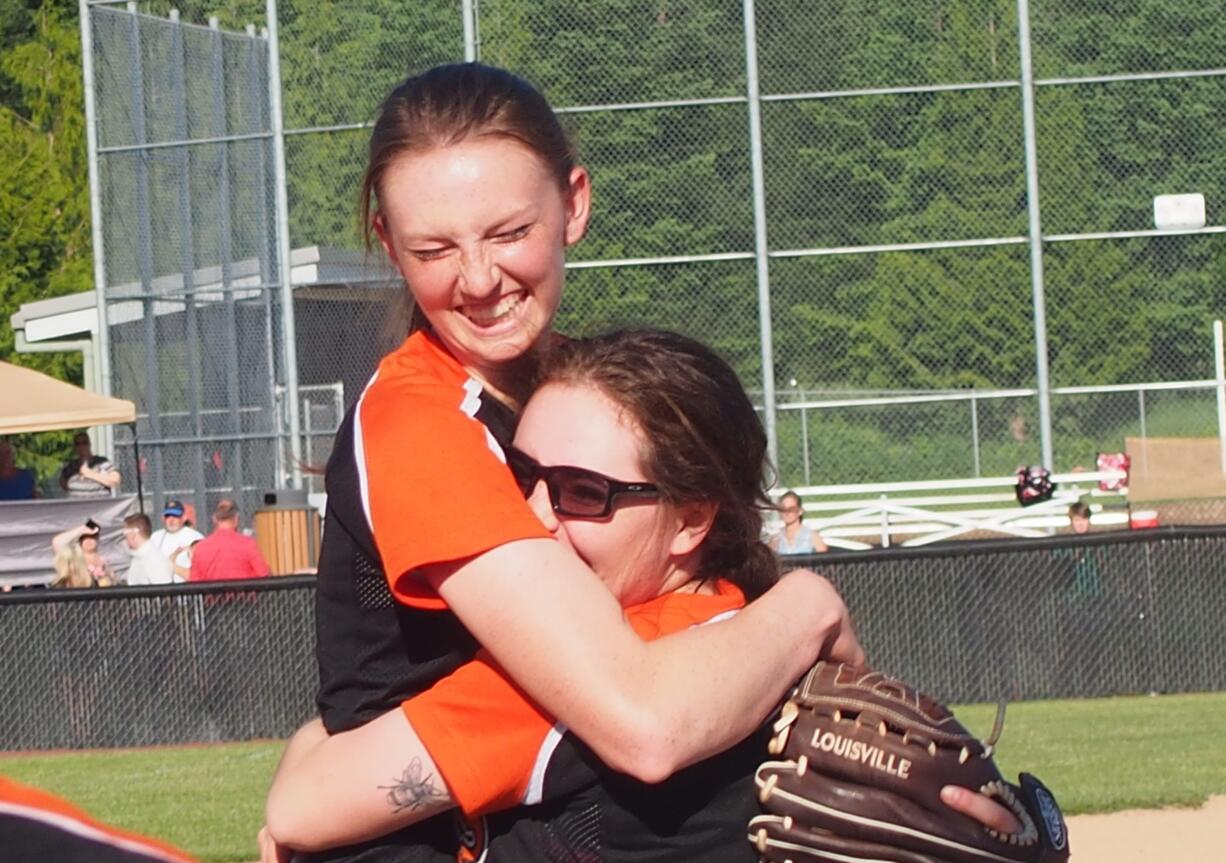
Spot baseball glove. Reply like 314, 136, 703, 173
749, 662, 1069, 863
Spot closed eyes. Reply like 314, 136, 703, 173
406, 225, 531, 262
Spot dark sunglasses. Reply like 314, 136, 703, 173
507, 447, 660, 518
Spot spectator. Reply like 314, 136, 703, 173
148, 499, 204, 580
189, 498, 271, 581
1068, 501, 1092, 534
58, 432, 121, 499
0, 437, 37, 500
123, 513, 178, 586
50, 521, 113, 588
769, 490, 829, 555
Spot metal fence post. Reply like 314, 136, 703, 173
1016, 0, 1054, 472
79, 0, 114, 462
247, 23, 283, 488
265, 0, 303, 487
800, 405, 811, 486
970, 396, 981, 477
461, 0, 477, 61
170, 8, 206, 520
741, 0, 779, 469
1137, 388, 1147, 444
1215, 320, 1226, 474
126, 2, 166, 503
208, 16, 246, 501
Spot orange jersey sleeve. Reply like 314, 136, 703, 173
0, 775, 197, 863
402, 581, 747, 815
357, 333, 551, 608
402, 654, 554, 816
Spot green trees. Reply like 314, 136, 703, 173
2, 0, 1222, 484
0, 1, 91, 476
0, 1, 89, 368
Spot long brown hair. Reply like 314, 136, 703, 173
539, 329, 779, 600
361, 63, 577, 337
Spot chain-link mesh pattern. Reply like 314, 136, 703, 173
785, 526, 1226, 703
0, 578, 316, 750
83, 2, 1226, 507
5, 528, 1224, 750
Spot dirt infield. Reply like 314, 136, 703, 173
1067, 795, 1226, 861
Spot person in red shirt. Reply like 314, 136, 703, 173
189, 498, 271, 581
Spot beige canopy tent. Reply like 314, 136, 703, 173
1, 361, 146, 513
0, 360, 135, 434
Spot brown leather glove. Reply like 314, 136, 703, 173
749, 662, 1070, 863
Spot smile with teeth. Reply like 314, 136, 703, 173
461, 291, 526, 326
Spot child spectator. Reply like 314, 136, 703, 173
1068, 501, 1092, 534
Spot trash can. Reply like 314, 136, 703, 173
253, 490, 321, 575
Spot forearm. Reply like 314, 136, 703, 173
81, 465, 121, 488
265, 713, 455, 851
51, 526, 84, 553
616, 574, 851, 778
427, 543, 861, 782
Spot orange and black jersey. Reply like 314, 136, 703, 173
402, 582, 762, 863
0, 776, 196, 863
312, 330, 549, 863
477, 727, 765, 863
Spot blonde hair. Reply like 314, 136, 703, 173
52, 545, 93, 589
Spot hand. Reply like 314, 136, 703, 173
940, 784, 1023, 834
257, 825, 293, 863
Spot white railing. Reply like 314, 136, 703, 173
773, 469, 1129, 550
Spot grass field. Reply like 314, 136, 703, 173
3, 691, 1225, 863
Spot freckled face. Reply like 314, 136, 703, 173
512, 382, 680, 607
375, 138, 590, 388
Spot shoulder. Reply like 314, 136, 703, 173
363, 332, 464, 408
626, 582, 746, 639
192, 534, 217, 553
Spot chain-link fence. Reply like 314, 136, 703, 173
4, 526, 1224, 750
80, 1, 1226, 511
0, 577, 316, 750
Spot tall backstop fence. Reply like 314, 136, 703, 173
76, 1, 1226, 515
4, 526, 1225, 750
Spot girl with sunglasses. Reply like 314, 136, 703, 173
267, 330, 1019, 860
293, 63, 1010, 863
